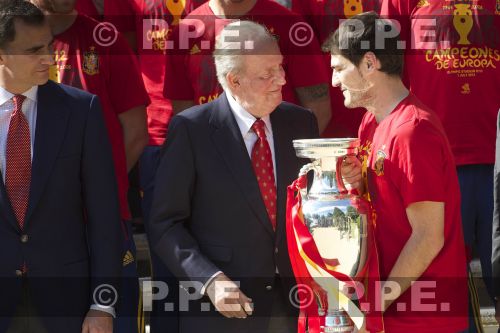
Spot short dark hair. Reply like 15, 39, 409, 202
0, 0, 46, 49
322, 11, 404, 76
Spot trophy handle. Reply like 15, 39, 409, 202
336, 157, 348, 194
298, 162, 318, 198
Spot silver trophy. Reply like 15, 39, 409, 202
293, 138, 369, 333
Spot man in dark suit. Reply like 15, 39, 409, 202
150, 20, 319, 332
0, 1, 122, 332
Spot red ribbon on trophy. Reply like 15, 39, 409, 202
286, 175, 384, 333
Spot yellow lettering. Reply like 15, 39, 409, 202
207, 93, 219, 102
460, 47, 468, 58
469, 47, 479, 58
198, 96, 207, 104
493, 49, 500, 61
477, 47, 488, 59
425, 50, 433, 62
147, 29, 169, 42
54, 50, 68, 62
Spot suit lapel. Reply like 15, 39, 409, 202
24, 82, 69, 226
272, 106, 300, 245
210, 93, 275, 238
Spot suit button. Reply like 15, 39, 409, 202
20, 235, 29, 243
265, 285, 273, 291
15, 270, 23, 277
274, 247, 278, 254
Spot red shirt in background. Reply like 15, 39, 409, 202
291, 0, 382, 137
75, 0, 100, 18
380, 0, 500, 166
163, 0, 330, 108
358, 93, 467, 332
105, 0, 194, 146
50, 14, 150, 220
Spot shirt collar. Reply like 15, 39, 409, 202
225, 91, 272, 137
0, 85, 39, 107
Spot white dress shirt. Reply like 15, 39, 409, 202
0, 86, 38, 183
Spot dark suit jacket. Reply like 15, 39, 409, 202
493, 109, 500, 297
150, 92, 319, 332
0, 81, 122, 333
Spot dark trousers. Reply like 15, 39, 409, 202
267, 276, 297, 333
457, 164, 494, 333
7, 281, 48, 333
114, 220, 142, 333
139, 146, 179, 333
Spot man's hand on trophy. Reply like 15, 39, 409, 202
341, 155, 363, 193
206, 273, 254, 319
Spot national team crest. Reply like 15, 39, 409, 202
82, 47, 99, 75
374, 149, 386, 176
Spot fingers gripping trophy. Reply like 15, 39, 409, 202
286, 138, 382, 333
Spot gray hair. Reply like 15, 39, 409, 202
213, 20, 278, 91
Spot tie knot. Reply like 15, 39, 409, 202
12, 95, 26, 112
251, 119, 266, 139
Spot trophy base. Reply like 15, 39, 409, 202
322, 310, 355, 333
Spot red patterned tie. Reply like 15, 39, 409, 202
251, 119, 277, 231
5, 95, 30, 230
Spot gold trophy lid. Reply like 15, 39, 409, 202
293, 138, 359, 159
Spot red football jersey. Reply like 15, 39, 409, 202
359, 94, 468, 332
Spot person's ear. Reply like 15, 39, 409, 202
363, 52, 379, 72
226, 71, 240, 90
0, 48, 6, 65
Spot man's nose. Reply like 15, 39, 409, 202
41, 53, 55, 66
331, 74, 340, 88
274, 67, 286, 86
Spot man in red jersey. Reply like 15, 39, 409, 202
291, 0, 381, 137
163, 0, 332, 133
30, 1, 150, 333
326, 12, 468, 332
380, 1, 500, 331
